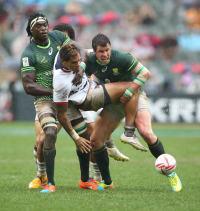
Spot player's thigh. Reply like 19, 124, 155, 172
35, 99, 57, 120
35, 99, 57, 131
91, 109, 120, 144
85, 122, 95, 137
57, 124, 62, 134
105, 81, 132, 102
80, 110, 95, 136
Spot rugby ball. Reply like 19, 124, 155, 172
155, 154, 176, 175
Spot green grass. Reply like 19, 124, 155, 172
0, 122, 200, 211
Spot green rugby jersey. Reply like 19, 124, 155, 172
20, 30, 71, 102
85, 49, 138, 83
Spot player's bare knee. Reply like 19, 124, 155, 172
90, 137, 97, 148
44, 127, 57, 145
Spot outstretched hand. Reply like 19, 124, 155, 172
75, 137, 91, 153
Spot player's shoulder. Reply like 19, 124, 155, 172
88, 53, 96, 63
111, 49, 134, 63
49, 30, 62, 37
21, 42, 36, 58
111, 49, 131, 58
49, 30, 68, 42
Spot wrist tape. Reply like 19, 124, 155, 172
124, 88, 134, 98
69, 129, 80, 141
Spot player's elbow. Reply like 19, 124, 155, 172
145, 69, 151, 80
24, 84, 33, 95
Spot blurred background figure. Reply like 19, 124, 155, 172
184, 2, 200, 30
138, 2, 157, 25
0, 0, 200, 121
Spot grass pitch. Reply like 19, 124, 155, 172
0, 122, 200, 211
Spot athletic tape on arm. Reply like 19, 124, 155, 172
132, 62, 150, 86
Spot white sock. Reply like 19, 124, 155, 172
104, 138, 114, 148
89, 161, 92, 178
92, 162, 102, 181
33, 147, 38, 172
37, 159, 46, 177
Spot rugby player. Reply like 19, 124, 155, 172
53, 43, 143, 189
30, 23, 129, 189
85, 33, 182, 192
20, 13, 103, 193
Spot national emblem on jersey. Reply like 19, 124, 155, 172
112, 68, 119, 75
40, 56, 48, 64
22, 57, 29, 67
57, 46, 61, 50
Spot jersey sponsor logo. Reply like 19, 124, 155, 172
22, 57, 29, 67
48, 47, 53, 55
112, 68, 119, 75
102, 66, 107, 72
40, 56, 48, 64
105, 79, 110, 83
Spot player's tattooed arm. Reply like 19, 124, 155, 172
22, 72, 53, 96
56, 103, 91, 153
56, 104, 74, 133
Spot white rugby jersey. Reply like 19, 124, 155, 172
53, 52, 90, 105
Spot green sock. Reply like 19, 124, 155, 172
76, 149, 90, 182
148, 138, 165, 158
93, 145, 112, 185
43, 147, 56, 185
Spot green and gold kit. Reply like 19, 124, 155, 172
85, 49, 138, 83
20, 30, 71, 101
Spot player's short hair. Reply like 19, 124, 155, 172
60, 43, 79, 62
26, 13, 48, 42
53, 23, 75, 40
92, 33, 111, 51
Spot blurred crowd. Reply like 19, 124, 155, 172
0, 0, 200, 95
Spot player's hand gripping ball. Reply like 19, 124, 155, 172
155, 154, 176, 175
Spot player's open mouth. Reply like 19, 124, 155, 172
102, 58, 108, 62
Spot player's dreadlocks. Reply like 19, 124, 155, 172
26, 13, 48, 42
53, 23, 75, 40
60, 43, 79, 62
